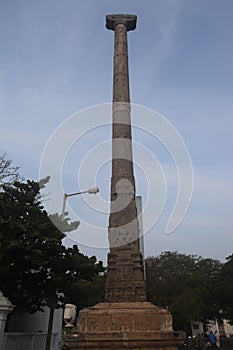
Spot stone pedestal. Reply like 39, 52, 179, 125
64, 302, 185, 349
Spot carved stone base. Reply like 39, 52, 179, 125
64, 302, 185, 349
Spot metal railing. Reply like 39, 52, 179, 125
3, 332, 60, 350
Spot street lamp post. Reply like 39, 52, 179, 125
61, 187, 99, 220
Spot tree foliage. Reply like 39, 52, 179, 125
0, 177, 104, 313
145, 251, 223, 331
215, 254, 233, 324
63, 245, 105, 310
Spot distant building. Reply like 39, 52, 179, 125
191, 321, 204, 336
191, 319, 233, 337
219, 319, 233, 337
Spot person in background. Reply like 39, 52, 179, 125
199, 333, 207, 350
209, 331, 216, 348
215, 331, 220, 348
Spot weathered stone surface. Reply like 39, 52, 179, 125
64, 302, 185, 349
105, 13, 147, 303
106, 14, 137, 32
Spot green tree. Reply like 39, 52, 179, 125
0, 179, 104, 314
145, 251, 222, 331
215, 254, 233, 324
146, 251, 196, 307
63, 245, 105, 310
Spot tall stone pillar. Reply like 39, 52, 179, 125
105, 14, 147, 303
64, 14, 185, 350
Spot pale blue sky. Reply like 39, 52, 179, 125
1, 0, 233, 263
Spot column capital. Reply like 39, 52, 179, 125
106, 14, 137, 31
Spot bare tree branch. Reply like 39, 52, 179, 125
0, 154, 22, 189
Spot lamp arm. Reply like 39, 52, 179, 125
61, 187, 99, 221
66, 190, 88, 197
